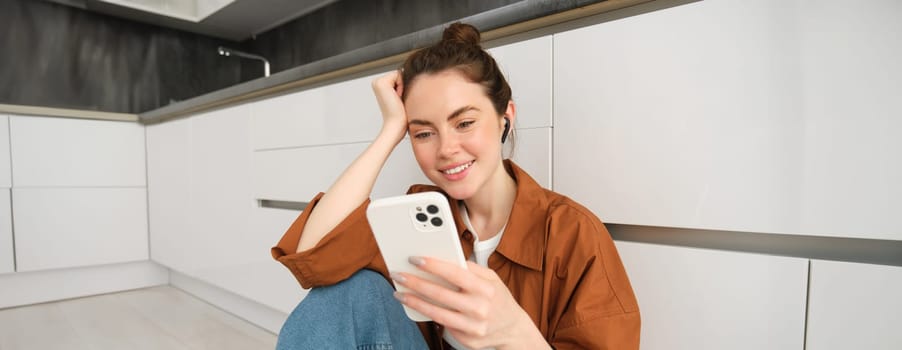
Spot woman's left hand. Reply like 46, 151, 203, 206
391, 257, 551, 350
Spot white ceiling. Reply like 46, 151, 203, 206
47, 0, 341, 41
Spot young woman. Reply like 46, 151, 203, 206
272, 23, 640, 349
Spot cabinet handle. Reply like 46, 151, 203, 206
258, 199, 308, 211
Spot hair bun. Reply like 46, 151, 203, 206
442, 22, 481, 47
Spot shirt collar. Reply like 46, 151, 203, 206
494, 160, 548, 271
407, 159, 548, 271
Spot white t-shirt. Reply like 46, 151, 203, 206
443, 203, 504, 350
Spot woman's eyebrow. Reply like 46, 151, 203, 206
408, 106, 480, 126
446, 106, 479, 121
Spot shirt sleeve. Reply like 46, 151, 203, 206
270, 192, 388, 289
547, 202, 641, 349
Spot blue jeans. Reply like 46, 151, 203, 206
277, 269, 429, 350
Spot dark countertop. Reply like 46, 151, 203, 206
139, 0, 650, 123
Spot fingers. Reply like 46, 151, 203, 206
466, 261, 499, 280
396, 291, 487, 336
393, 272, 469, 313
410, 257, 490, 293
394, 72, 404, 98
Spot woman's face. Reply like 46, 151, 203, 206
403, 69, 510, 200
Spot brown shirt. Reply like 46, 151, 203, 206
272, 160, 640, 349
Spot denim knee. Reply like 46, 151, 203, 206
277, 270, 427, 350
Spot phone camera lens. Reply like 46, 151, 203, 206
416, 213, 428, 222
426, 205, 439, 214
431, 217, 443, 227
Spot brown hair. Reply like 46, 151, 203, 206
400, 22, 512, 117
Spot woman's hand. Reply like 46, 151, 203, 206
392, 257, 552, 350
371, 70, 408, 144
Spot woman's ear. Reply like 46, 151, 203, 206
501, 100, 516, 143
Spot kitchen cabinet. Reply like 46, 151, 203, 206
146, 117, 192, 269
504, 127, 551, 188
488, 35, 552, 129
806, 260, 902, 350
9, 116, 146, 187
0, 189, 12, 274
147, 104, 307, 314
253, 142, 369, 204
0, 115, 11, 188
253, 126, 552, 204
0, 115, 11, 275
12, 187, 148, 272
615, 241, 808, 350
148, 104, 257, 275
250, 72, 384, 151
553, 0, 902, 240
186, 105, 254, 270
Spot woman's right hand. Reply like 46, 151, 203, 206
371, 70, 409, 144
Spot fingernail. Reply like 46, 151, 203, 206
393, 292, 405, 303
390, 273, 406, 283
408, 256, 425, 266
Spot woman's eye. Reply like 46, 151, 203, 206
457, 120, 474, 129
413, 131, 433, 139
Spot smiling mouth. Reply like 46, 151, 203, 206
442, 161, 474, 175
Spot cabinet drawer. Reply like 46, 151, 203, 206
13, 188, 148, 272
10, 116, 145, 187
253, 143, 368, 203
615, 241, 808, 350
553, 0, 902, 240
250, 73, 384, 151
806, 260, 902, 350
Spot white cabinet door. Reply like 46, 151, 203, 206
240, 205, 310, 313
615, 241, 808, 350
554, 0, 802, 235
0, 115, 11, 188
146, 117, 192, 269
186, 105, 254, 270
488, 36, 552, 129
254, 126, 551, 204
0, 189, 12, 274
806, 260, 902, 350
553, 0, 902, 240
12, 188, 148, 272
250, 72, 385, 151
793, 0, 902, 240
253, 142, 369, 203
9, 116, 146, 187
156, 105, 307, 312
506, 127, 551, 188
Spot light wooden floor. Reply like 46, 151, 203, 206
0, 286, 277, 350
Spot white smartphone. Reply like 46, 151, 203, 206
366, 191, 468, 322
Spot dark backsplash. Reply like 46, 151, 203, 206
241, 0, 521, 81
0, 0, 247, 114
1, 0, 520, 114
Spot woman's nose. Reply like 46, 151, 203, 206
438, 134, 460, 158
